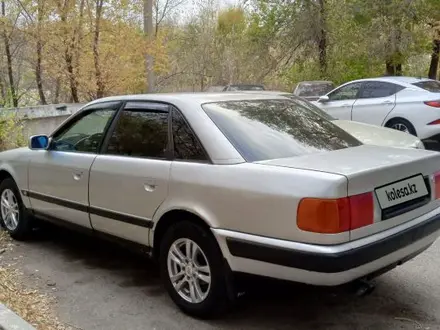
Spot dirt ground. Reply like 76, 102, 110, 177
1, 225, 439, 330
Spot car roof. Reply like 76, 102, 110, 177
297, 80, 334, 84
346, 76, 434, 86
86, 92, 288, 107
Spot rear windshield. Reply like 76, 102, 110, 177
412, 81, 440, 93
202, 99, 361, 162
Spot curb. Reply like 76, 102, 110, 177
0, 304, 36, 330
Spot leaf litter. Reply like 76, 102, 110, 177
0, 230, 70, 330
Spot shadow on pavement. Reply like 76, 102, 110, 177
24, 224, 432, 329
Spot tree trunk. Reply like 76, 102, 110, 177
54, 78, 60, 104
0, 78, 5, 107
144, 0, 155, 92
385, 27, 402, 76
1, 1, 17, 107
428, 39, 440, 80
93, 0, 104, 98
35, 0, 47, 105
59, 1, 79, 103
317, 0, 327, 78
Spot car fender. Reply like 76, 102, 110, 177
149, 198, 221, 246
0, 161, 31, 208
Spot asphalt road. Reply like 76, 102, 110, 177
1, 225, 440, 330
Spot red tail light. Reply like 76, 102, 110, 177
297, 192, 374, 234
424, 101, 440, 108
428, 119, 440, 125
434, 172, 440, 199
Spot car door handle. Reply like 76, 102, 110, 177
382, 100, 393, 104
72, 172, 83, 181
341, 104, 352, 107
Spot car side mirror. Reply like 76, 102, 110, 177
318, 95, 330, 103
29, 135, 50, 150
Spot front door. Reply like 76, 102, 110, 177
89, 102, 171, 245
318, 82, 362, 120
27, 101, 120, 228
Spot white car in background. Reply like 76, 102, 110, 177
314, 77, 440, 150
244, 91, 425, 149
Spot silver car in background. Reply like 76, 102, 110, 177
1, 93, 440, 318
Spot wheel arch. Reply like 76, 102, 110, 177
0, 169, 14, 184
383, 116, 417, 135
0, 165, 30, 208
151, 208, 215, 260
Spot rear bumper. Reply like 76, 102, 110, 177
212, 207, 440, 286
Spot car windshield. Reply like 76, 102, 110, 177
412, 80, 440, 93
202, 99, 361, 162
295, 83, 334, 97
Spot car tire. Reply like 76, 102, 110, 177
386, 118, 417, 136
0, 178, 33, 240
159, 221, 231, 318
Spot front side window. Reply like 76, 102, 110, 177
328, 83, 361, 101
172, 109, 208, 161
359, 81, 402, 99
202, 99, 361, 162
105, 109, 169, 159
51, 104, 118, 153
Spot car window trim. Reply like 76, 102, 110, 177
170, 106, 212, 164
328, 82, 361, 101
48, 101, 123, 154
99, 100, 173, 161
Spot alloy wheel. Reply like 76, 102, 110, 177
167, 238, 211, 304
1, 189, 19, 231
391, 123, 410, 133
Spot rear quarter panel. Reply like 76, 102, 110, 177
152, 162, 350, 245
385, 89, 440, 139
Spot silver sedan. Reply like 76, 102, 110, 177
1, 93, 440, 318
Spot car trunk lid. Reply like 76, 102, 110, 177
256, 145, 440, 240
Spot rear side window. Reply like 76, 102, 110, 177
202, 99, 361, 162
171, 109, 208, 162
359, 81, 403, 98
106, 109, 169, 159
412, 81, 440, 93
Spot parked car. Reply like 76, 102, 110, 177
1, 93, 440, 318
243, 91, 425, 149
204, 86, 225, 92
293, 80, 335, 101
313, 77, 440, 150
205, 84, 265, 92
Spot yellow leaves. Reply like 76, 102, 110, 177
0, 113, 25, 151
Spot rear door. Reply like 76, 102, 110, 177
318, 82, 361, 120
351, 81, 402, 126
89, 102, 171, 245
